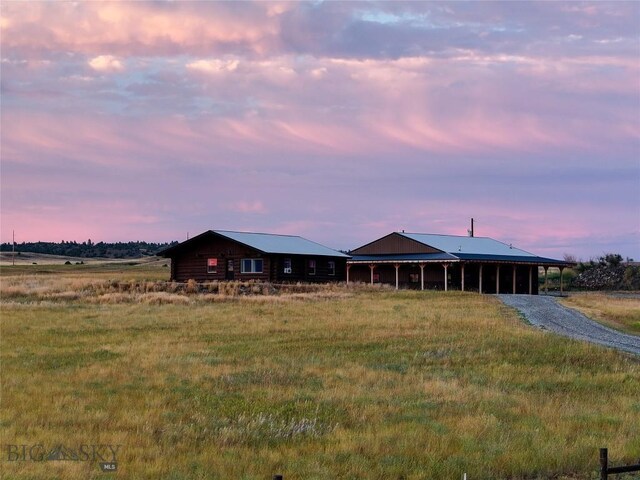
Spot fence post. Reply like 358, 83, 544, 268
600, 448, 608, 480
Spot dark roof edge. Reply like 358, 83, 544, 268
157, 230, 267, 257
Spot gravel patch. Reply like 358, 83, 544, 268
498, 294, 640, 356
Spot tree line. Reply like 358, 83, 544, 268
0, 240, 178, 259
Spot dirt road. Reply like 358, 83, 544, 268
498, 294, 640, 356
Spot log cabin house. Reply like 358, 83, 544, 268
158, 230, 350, 283
347, 232, 572, 294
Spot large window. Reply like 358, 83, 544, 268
241, 258, 263, 274
207, 258, 218, 274
327, 260, 335, 276
308, 259, 316, 276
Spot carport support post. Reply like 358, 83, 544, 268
442, 263, 449, 291
544, 266, 549, 294
346, 264, 351, 285
461, 263, 465, 292
394, 263, 400, 290
479, 264, 483, 293
528, 266, 533, 295
512, 265, 517, 294
419, 263, 425, 291
496, 265, 500, 294
369, 264, 375, 285
559, 266, 565, 294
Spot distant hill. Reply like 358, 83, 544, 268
0, 240, 178, 259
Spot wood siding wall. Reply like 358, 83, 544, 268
168, 235, 347, 283
350, 233, 440, 255
171, 235, 269, 282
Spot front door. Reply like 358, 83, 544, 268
226, 259, 234, 280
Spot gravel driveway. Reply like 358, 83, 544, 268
498, 294, 640, 356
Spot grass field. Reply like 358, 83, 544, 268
1, 265, 639, 479
561, 293, 640, 335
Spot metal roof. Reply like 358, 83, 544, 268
213, 230, 350, 257
399, 232, 537, 258
453, 253, 566, 265
346, 232, 572, 266
349, 253, 458, 263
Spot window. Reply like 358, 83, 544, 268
327, 260, 335, 276
308, 259, 316, 276
283, 258, 292, 274
207, 258, 218, 274
241, 258, 263, 274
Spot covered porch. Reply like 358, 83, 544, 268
346, 259, 569, 295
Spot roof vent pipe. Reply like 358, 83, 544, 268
468, 218, 474, 237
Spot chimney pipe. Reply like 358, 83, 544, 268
470, 218, 474, 237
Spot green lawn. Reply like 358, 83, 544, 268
1, 270, 639, 479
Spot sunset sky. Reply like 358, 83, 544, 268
1, 1, 639, 260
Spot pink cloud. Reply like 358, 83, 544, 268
88, 54, 124, 72
1, 2, 288, 57
2, 2, 638, 260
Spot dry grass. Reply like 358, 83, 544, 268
1, 270, 639, 479
561, 293, 640, 335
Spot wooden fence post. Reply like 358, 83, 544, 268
600, 448, 608, 480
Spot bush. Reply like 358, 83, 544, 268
623, 266, 640, 290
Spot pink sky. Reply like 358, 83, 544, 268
1, 1, 639, 260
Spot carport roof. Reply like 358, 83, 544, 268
349, 253, 458, 263
399, 233, 537, 258
348, 232, 573, 267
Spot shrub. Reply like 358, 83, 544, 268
185, 279, 199, 294
623, 266, 640, 290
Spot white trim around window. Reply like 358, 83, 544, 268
241, 258, 263, 274
207, 258, 218, 274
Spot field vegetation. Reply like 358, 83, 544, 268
1, 264, 639, 479
561, 293, 640, 335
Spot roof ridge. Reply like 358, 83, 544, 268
399, 232, 490, 239
213, 229, 302, 239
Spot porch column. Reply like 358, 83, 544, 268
496, 265, 500, 294
442, 263, 449, 291
346, 264, 351, 285
461, 263, 465, 292
419, 263, 425, 291
528, 266, 533, 295
559, 266, 565, 294
543, 266, 549, 294
512, 265, 517, 294
394, 263, 400, 290
369, 264, 375, 285
479, 264, 483, 294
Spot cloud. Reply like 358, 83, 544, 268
186, 58, 240, 73
1, 2, 639, 259
89, 55, 124, 72
1, 1, 286, 58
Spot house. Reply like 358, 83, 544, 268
347, 232, 573, 294
158, 230, 350, 283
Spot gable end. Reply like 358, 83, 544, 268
350, 232, 441, 255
